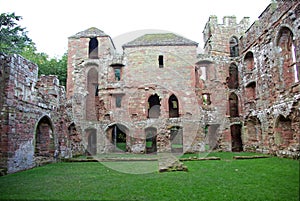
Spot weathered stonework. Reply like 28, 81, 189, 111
0, 54, 72, 173
0, 0, 299, 175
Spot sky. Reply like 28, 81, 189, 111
0, 0, 271, 58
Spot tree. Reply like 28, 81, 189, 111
0, 12, 31, 54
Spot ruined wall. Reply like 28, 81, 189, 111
0, 53, 71, 173
200, 1, 300, 158
239, 1, 300, 158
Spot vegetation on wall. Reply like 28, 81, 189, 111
0, 12, 67, 87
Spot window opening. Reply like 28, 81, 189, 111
169, 94, 179, 118
229, 93, 239, 117
89, 37, 98, 59
148, 94, 161, 118
202, 93, 211, 105
158, 55, 164, 68
229, 36, 239, 57
116, 96, 122, 108
114, 68, 121, 81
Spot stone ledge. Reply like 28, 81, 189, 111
179, 157, 221, 161
233, 155, 271, 160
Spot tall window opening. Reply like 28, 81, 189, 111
89, 37, 98, 59
168, 94, 179, 118
148, 94, 161, 118
202, 93, 211, 105
228, 63, 239, 89
114, 68, 121, 81
229, 93, 239, 117
86, 68, 98, 120
229, 36, 239, 57
158, 55, 164, 68
277, 27, 297, 85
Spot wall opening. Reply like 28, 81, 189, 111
86, 68, 99, 120
158, 55, 164, 68
89, 37, 98, 59
170, 126, 183, 153
228, 63, 239, 89
85, 128, 97, 155
109, 124, 127, 152
229, 36, 239, 57
202, 93, 211, 105
168, 94, 179, 118
205, 124, 219, 150
148, 94, 161, 118
145, 127, 157, 153
35, 116, 54, 157
244, 51, 254, 71
231, 124, 243, 152
229, 93, 239, 117
245, 82, 256, 101
275, 115, 293, 146
276, 27, 297, 85
244, 117, 262, 146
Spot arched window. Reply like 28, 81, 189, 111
168, 94, 179, 118
276, 27, 298, 84
228, 63, 239, 89
89, 37, 98, 59
148, 94, 161, 118
244, 51, 254, 71
229, 93, 239, 117
229, 36, 239, 57
35, 116, 54, 156
86, 68, 98, 120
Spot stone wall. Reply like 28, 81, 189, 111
0, 53, 71, 173
200, 0, 300, 158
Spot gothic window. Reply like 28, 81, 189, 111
168, 94, 179, 118
228, 63, 239, 89
148, 94, 161, 118
229, 36, 239, 57
229, 93, 239, 117
89, 37, 98, 59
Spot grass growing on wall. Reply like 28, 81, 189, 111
0, 152, 299, 201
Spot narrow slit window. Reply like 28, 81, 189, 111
159, 55, 164, 68
116, 96, 122, 108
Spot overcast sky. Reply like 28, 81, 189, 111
1, 0, 271, 58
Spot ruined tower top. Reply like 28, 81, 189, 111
202, 15, 250, 56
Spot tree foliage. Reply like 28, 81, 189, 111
0, 12, 31, 54
0, 12, 67, 87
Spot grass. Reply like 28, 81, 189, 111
0, 152, 299, 201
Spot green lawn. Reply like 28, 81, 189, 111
0, 152, 299, 201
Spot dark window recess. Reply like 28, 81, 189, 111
114, 68, 121, 81
89, 37, 98, 59
229, 37, 239, 57
159, 55, 164, 68
116, 96, 122, 108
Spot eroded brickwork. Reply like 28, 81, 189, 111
0, 54, 71, 173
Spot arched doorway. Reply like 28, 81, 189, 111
169, 94, 179, 118
170, 126, 183, 153
85, 128, 97, 155
145, 127, 157, 153
107, 124, 128, 152
35, 116, 55, 157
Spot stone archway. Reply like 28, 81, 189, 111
35, 116, 55, 157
